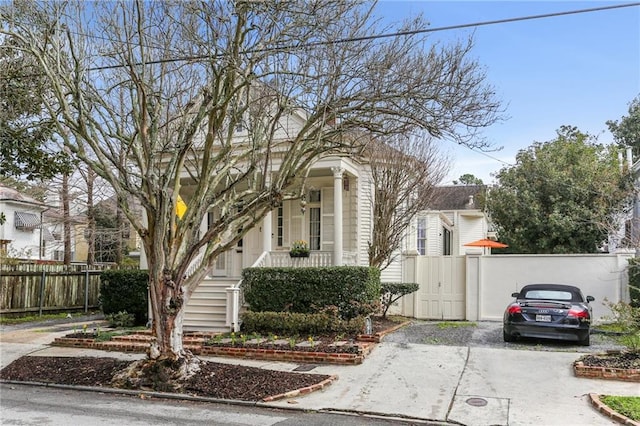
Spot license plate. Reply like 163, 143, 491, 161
536, 314, 551, 322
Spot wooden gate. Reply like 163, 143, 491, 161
415, 256, 466, 320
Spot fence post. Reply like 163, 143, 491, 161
38, 269, 46, 316
84, 269, 90, 313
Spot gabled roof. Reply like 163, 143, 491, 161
0, 185, 46, 209
429, 185, 485, 211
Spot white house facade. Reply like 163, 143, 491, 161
0, 185, 55, 260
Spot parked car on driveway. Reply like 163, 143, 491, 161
503, 284, 594, 346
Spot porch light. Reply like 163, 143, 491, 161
300, 198, 307, 215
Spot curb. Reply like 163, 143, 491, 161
2, 379, 449, 425
588, 393, 640, 426
261, 374, 339, 402
1, 371, 339, 406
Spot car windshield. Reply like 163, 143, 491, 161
523, 290, 573, 301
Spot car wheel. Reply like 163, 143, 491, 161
578, 334, 590, 346
503, 329, 515, 343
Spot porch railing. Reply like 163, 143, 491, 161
269, 250, 358, 267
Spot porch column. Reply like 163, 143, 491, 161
332, 166, 344, 266
262, 211, 272, 253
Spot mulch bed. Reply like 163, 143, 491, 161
0, 316, 408, 401
576, 351, 640, 370
574, 351, 640, 382
0, 356, 334, 401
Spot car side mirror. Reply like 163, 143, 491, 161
511, 292, 520, 298
586, 296, 595, 303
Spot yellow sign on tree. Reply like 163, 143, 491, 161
176, 195, 187, 219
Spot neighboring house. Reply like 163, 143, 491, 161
0, 185, 56, 259
415, 185, 493, 256
43, 208, 85, 262
73, 197, 141, 264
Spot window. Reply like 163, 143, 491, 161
524, 290, 572, 301
442, 227, 451, 256
277, 205, 284, 247
308, 190, 321, 250
417, 218, 426, 255
309, 189, 321, 203
309, 207, 321, 250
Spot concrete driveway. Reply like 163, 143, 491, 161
266, 322, 639, 425
2, 319, 638, 425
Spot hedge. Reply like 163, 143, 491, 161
241, 266, 380, 320
99, 269, 149, 326
240, 310, 366, 336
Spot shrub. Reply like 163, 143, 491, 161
99, 269, 148, 326
106, 311, 136, 328
240, 310, 366, 336
603, 298, 640, 352
241, 266, 380, 320
627, 258, 640, 308
380, 282, 419, 318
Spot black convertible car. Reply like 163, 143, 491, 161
503, 284, 594, 346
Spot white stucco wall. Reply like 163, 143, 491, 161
469, 253, 632, 323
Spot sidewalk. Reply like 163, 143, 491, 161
2, 321, 639, 425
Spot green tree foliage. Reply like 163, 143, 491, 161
487, 126, 631, 254
0, 36, 71, 180
607, 95, 640, 157
454, 174, 484, 185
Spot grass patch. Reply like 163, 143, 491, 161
0, 312, 78, 325
600, 395, 640, 421
595, 322, 627, 333
437, 321, 477, 329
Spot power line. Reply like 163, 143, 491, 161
2, 2, 638, 75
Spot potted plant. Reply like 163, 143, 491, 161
289, 240, 310, 258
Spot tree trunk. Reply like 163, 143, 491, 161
148, 268, 190, 361
62, 174, 72, 265
86, 169, 95, 266
115, 205, 123, 265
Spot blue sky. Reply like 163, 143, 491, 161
373, 1, 640, 184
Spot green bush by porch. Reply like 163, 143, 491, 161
240, 310, 366, 336
99, 269, 149, 326
241, 266, 381, 320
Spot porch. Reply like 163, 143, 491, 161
183, 250, 359, 332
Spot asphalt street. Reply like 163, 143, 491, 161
1, 318, 638, 426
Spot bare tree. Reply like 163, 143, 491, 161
367, 133, 449, 270
1, 0, 501, 381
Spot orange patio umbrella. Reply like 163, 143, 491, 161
464, 238, 508, 249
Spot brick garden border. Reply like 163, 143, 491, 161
573, 361, 640, 382
52, 332, 377, 365
51, 319, 411, 365
588, 393, 640, 426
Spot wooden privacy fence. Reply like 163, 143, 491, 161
0, 263, 114, 315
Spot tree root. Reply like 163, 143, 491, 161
111, 354, 201, 393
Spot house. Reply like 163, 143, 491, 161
136, 89, 493, 331
413, 185, 492, 256
0, 185, 56, 259
72, 197, 141, 264
179, 160, 493, 331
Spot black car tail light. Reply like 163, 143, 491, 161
568, 307, 588, 318
507, 305, 522, 315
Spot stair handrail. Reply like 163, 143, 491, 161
185, 250, 206, 279
227, 250, 270, 332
